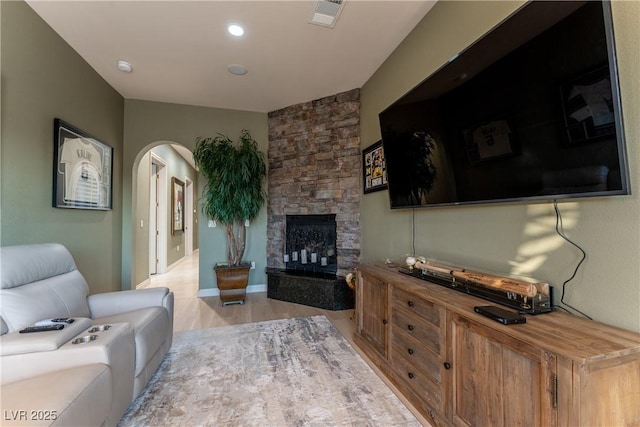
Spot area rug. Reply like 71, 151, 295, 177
118, 315, 420, 426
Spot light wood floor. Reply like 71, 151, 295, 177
140, 251, 357, 343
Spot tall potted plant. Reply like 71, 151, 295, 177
193, 129, 267, 305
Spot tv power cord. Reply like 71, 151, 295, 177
553, 200, 592, 320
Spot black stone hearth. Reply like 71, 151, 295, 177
266, 268, 354, 311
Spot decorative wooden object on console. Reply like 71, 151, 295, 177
354, 264, 640, 427
414, 260, 546, 298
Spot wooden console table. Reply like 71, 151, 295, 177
354, 264, 640, 427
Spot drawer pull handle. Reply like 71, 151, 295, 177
407, 372, 415, 379
408, 301, 414, 307
444, 362, 451, 370
382, 319, 388, 325
408, 348, 414, 355
407, 324, 414, 331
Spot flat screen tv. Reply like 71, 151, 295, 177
379, 1, 630, 209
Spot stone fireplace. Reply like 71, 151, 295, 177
265, 89, 361, 310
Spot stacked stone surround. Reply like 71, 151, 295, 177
267, 89, 361, 277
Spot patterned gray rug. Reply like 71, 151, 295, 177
118, 315, 420, 426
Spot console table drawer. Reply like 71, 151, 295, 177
392, 306, 442, 355
390, 347, 442, 412
392, 286, 441, 327
391, 327, 442, 382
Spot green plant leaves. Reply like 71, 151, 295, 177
193, 130, 267, 265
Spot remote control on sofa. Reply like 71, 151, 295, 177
19, 324, 65, 333
51, 317, 74, 324
35, 317, 75, 326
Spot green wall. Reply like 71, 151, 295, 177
122, 99, 268, 291
361, 1, 640, 332
1, 1, 124, 294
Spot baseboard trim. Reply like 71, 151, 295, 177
197, 284, 267, 298
136, 278, 151, 289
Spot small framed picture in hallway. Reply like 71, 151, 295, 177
172, 177, 185, 235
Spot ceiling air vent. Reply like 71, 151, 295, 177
310, 0, 345, 28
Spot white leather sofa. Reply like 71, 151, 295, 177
0, 243, 174, 426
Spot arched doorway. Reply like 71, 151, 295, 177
131, 141, 199, 289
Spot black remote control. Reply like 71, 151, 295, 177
51, 318, 74, 324
19, 324, 65, 333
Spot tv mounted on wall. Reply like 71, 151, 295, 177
379, 1, 630, 209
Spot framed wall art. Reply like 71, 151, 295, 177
53, 118, 113, 210
362, 140, 388, 194
464, 118, 516, 164
560, 65, 615, 145
172, 177, 185, 235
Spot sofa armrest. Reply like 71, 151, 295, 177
0, 318, 92, 356
87, 287, 172, 319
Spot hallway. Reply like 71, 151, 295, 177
139, 251, 356, 336
142, 250, 200, 301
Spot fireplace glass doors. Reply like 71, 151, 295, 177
285, 214, 337, 277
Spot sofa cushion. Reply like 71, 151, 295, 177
0, 243, 77, 290
0, 364, 112, 427
94, 306, 170, 377
0, 271, 91, 333
0, 243, 91, 333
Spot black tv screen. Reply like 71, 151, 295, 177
379, 1, 630, 209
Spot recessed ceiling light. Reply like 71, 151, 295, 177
228, 24, 244, 37
117, 60, 133, 73
228, 64, 248, 76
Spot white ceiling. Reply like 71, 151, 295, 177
26, 0, 436, 113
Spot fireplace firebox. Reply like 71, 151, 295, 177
284, 214, 337, 277
266, 214, 354, 310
